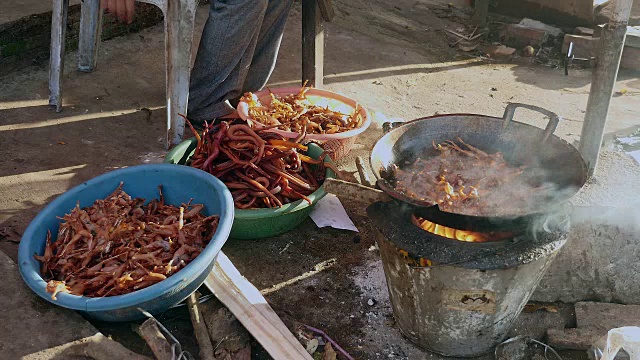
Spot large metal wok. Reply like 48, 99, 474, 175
367, 103, 588, 232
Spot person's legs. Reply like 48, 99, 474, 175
241, 0, 294, 94
187, 0, 269, 122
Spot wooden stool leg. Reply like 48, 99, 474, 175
164, 0, 197, 148
78, 0, 103, 72
49, 0, 69, 112
302, 0, 324, 88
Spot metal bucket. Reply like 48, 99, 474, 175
368, 203, 568, 357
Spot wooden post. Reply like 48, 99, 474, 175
472, 0, 489, 26
49, 0, 69, 113
578, 0, 634, 176
78, 0, 103, 72
302, 0, 324, 88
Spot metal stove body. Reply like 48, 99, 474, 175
367, 202, 569, 357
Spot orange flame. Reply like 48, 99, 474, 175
412, 216, 491, 243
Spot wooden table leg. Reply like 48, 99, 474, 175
78, 0, 103, 72
49, 0, 69, 113
164, 0, 197, 149
302, 0, 324, 88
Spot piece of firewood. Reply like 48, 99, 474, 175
135, 318, 173, 360
188, 292, 216, 360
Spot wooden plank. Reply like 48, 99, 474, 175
204, 252, 313, 360
316, 0, 335, 22
302, 0, 324, 88
49, 0, 69, 112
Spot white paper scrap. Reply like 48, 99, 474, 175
310, 194, 359, 232
626, 150, 640, 165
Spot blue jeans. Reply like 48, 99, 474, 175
187, 0, 294, 122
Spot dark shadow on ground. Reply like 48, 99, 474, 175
510, 64, 640, 91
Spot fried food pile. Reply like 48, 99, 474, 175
35, 184, 219, 299
389, 138, 554, 216
188, 121, 326, 209
240, 87, 363, 135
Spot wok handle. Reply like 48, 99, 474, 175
502, 103, 561, 143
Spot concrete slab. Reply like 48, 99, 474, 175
532, 149, 640, 304
0, 249, 98, 358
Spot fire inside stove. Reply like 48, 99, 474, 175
411, 216, 512, 243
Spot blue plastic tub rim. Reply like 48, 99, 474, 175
18, 164, 234, 313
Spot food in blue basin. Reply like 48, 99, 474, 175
18, 164, 234, 322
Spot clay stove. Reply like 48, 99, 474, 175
367, 202, 569, 357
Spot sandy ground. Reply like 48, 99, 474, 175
1, 0, 639, 359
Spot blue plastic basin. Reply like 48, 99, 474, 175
18, 164, 234, 322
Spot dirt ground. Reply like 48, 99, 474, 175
1, 0, 638, 359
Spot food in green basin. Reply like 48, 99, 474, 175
164, 137, 334, 239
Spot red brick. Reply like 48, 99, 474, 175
576, 302, 640, 331
547, 327, 605, 351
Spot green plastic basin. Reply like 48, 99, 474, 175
164, 137, 334, 239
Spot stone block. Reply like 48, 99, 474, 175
562, 34, 599, 58
519, 18, 563, 37
626, 27, 640, 48
621, 46, 640, 71
507, 304, 570, 340
575, 26, 594, 36
501, 24, 549, 48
